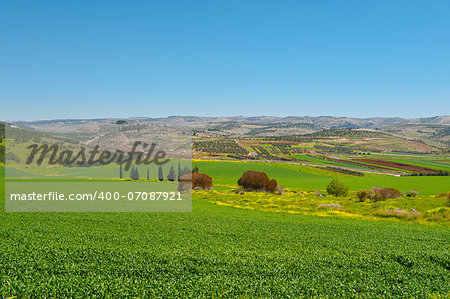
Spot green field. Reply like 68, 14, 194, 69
1, 184, 450, 297
289, 153, 377, 170
6, 158, 450, 195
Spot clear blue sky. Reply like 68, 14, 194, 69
1, 0, 449, 121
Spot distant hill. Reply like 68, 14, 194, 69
9, 116, 450, 151
381, 124, 450, 149
13, 115, 450, 130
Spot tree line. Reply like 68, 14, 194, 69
122, 162, 197, 181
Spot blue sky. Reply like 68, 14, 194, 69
1, 0, 449, 121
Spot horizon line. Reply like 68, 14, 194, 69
4, 114, 449, 123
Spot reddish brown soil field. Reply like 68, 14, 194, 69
322, 156, 391, 171
352, 158, 439, 173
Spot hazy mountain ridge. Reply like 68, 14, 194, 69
4, 115, 450, 154
12, 115, 450, 129
10, 116, 449, 149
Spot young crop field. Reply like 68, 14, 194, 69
1, 178, 449, 298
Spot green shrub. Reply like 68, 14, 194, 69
356, 190, 370, 202
437, 192, 450, 207
326, 179, 349, 197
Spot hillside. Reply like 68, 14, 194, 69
382, 124, 450, 151
11, 116, 450, 149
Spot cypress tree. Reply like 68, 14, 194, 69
130, 166, 135, 180
183, 166, 191, 176
130, 166, 140, 180
135, 167, 140, 180
167, 166, 176, 181
158, 166, 164, 181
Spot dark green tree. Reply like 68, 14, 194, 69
167, 166, 176, 181
326, 179, 349, 197
183, 166, 191, 176
130, 166, 140, 180
158, 166, 164, 181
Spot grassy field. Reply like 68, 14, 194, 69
1, 182, 450, 297
197, 189, 450, 225
5, 158, 450, 195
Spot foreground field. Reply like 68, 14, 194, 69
1, 186, 450, 297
